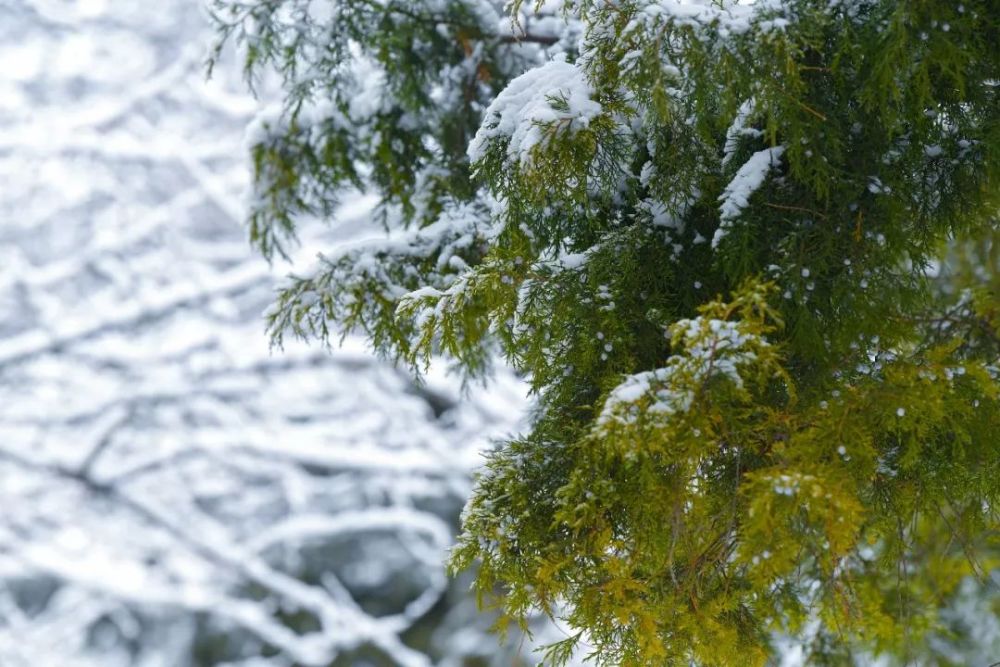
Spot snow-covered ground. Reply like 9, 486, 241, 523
0, 1, 531, 664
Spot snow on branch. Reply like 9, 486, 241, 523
469, 58, 603, 166
266, 200, 496, 351
597, 282, 785, 428
629, 0, 792, 41
713, 145, 786, 248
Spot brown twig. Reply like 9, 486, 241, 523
764, 201, 829, 220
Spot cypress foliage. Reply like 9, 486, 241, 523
212, 0, 1000, 663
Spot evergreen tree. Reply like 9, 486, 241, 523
211, 0, 1000, 664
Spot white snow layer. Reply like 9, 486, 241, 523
633, 0, 791, 39
468, 58, 602, 165
598, 316, 759, 426
714, 145, 785, 248
722, 98, 763, 167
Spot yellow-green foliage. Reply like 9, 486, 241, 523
453, 283, 999, 665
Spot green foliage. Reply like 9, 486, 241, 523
212, 0, 1000, 664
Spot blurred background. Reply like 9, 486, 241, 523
0, 1, 564, 664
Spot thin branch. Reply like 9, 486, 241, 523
763, 201, 829, 220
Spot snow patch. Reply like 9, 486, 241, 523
468, 58, 602, 166
713, 145, 785, 248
